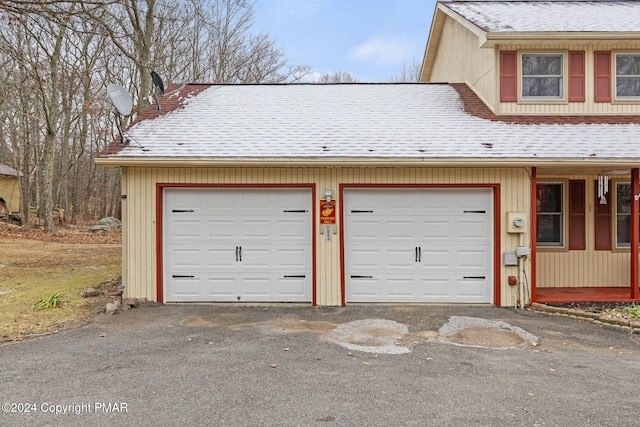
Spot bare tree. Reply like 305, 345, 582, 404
389, 59, 422, 83
316, 71, 360, 83
0, 0, 311, 229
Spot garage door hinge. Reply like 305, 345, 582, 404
172, 209, 195, 213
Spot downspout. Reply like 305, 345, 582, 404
631, 168, 639, 299
530, 167, 537, 303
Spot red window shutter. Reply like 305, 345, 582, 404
594, 51, 611, 102
568, 51, 585, 102
569, 180, 585, 250
594, 179, 612, 250
500, 51, 517, 102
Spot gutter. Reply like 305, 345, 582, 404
94, 157, 640, 169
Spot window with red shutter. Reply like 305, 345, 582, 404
500, 51, 517, 102
594, 51, 612, 102
568, 51, 585, 102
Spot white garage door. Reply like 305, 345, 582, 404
164, 188, 312, 302
345, 188, 493, 303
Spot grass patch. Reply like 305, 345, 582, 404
0, 237, 121, 341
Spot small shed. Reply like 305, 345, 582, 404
0, 164, 21, 214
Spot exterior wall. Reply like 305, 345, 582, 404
498, 43, 640, 115
428, 16, 496, 109
0, 177, 20, 213
121, 166, 532, 307
536, 173, 630, 288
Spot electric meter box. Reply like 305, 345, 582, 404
507, 212, 527, 233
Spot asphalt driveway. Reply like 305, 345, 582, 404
1, 304, 640, 426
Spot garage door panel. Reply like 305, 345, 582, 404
456, 278, 488, 299
345, 188, 493, 303
347, 220, 382, 241
164, 188, 312, 303
169, 219, 202, 240
349, 277, 380, 299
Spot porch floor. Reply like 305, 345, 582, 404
535, 287, 640, 304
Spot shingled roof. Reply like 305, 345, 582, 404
97, 82, 640, 166
442, 0, 640, 34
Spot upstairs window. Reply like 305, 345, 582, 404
522, 54, 564, 99
616, 54, 640, 99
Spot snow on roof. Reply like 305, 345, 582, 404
442, 1, 640, 33
105, 83, 640, 163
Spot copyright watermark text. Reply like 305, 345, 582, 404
2, 402, 128, 415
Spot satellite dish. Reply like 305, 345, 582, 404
106, 83, 133, 116
151, 70, 165, 111
106, 83, 134, 147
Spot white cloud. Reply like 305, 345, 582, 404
349, 35, 416, 65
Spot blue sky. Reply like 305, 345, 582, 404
253, 0, 438, 82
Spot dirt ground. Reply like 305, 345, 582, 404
0, 223, 121, 341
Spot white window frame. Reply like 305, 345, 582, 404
520, 52, 565, 101
614, 53, 640, 101
536, 181, 566, 249
613, 181, 640, 249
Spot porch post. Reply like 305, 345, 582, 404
531, 167, 537, 302
632, 168, 639, 299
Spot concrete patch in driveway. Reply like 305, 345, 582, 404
327, 319, 411, 354
438, 316, 539, 349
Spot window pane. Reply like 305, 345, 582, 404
617, 214, 630, 246
616, 55, 640, 76
522, 55, 562, 76
616, 77, 640, 97
537, 214, 562, 245
523, 77, 561, 97
617, 183, 631, 214
536, 183, 562, 212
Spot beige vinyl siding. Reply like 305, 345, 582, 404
121, 166, 531, 306
428, 15, 496, 110
536, 174, 630, 288
498, 43, 640, 115
0, 177, 20, 213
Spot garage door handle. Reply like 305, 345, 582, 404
235, 246, 242, 262
172, 275, 195, 279
172, 209, 195, 213
463, 210, 486, 214
284, 275, 306, 278
463, 276, 486, 280
351, 210, 374, 213
351, 275, 373, 279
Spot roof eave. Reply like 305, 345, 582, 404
94, 157, 640, 169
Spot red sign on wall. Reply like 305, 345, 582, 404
320, 200, 336, 224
